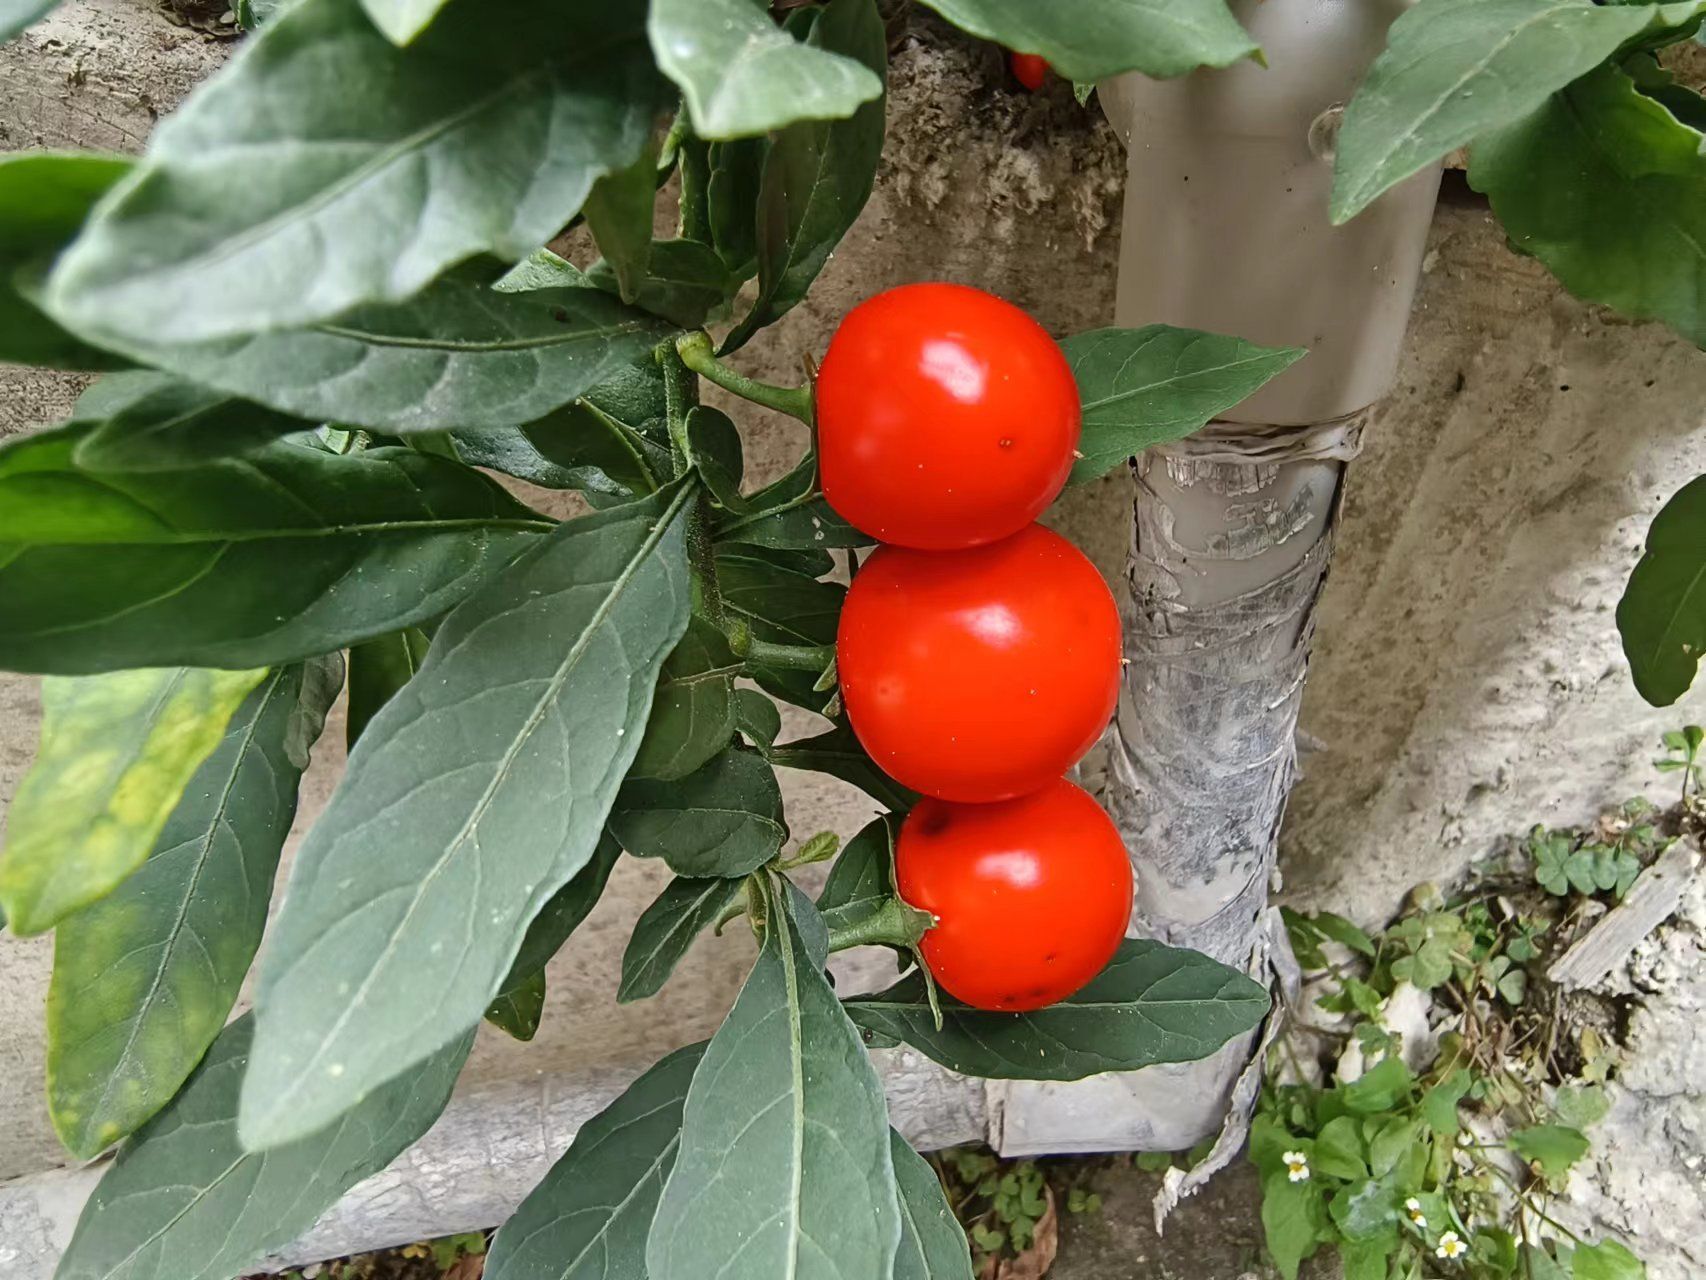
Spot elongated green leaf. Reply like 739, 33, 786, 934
0, 150, 130, 369
629, 619, 741, 782
620, 875, 747, 1004
707, 137, 768, 277
734, 688, 782, 751
647, 885, 900, 1280
47, 659, 341, 1159
721, 0, 886, 351
1573, 1241, 1645, 1280
714, 456, 870, 550
487, 833, 623, 1040
914, 0, 1257, 81
816, 818, 894, 935
0, 666, 268, 934
69, 373, 310, 472
0, 425, 546, 674
47, 0, 670, 345
486, 971, 548, 1042
588, 238, 739, 330
347, 627, 431, 747
1332, 0, 1706, 222
360, 0, 450, 45
240, 482, 696, 1149
610, 747, 786, 877
485, 1043, 704, 1280
1471, 60, 1706, 349
1618, 476, 1706, 704
448, 402, 671, 500
770, 724, 919, 814
584, 141, 661, 307
648, 0, 882, 140
1061, 327, 1308, 482
2, 0, 61, 42
87, 280, 676, 434
54, 1016, 470, 1280
891, 1130, 975, 1280
844, 939, 1270, 1080
715, 546, 845, 707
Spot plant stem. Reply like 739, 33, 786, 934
749, 638, 836, 672
676, 331, 814, 424
826, 897, 935, 954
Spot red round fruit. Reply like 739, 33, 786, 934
1009, 51, 1049, 91
837, 523, 1121, 802
896, 778, 1133, 1012
816, 283, 1081, 550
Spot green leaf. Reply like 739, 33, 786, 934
1510, 1123, 1590, 1180
686, 405, 748, 510
1614, 474, 1706, 705
610, 746, 787, 877
1312, 911, 1377, 958
485, 970, 548, 1043
845, 939, 1269, 1079
484, 1044, 704, 1280
1421, 1068, 1472, 1134
770, 722, 920, 813
1, 0, 62, 43
816, 818, 895, 935
358, 0, 450, 44
447, 401, 671, 501
1472, 60, 1706, 352
589, 238, 740, 330
619, 874, 748, 1004
46, 0, 670, 345
1554, 1083, 1611, 1130
1260, 1173, 1325, 1280
66, 374, 309, 473
0, 150, 131, 369
0, 667, 267, 934
488, 834, 623, 1038
648, 0, 883, 141
721, 0, 886, 351
1333, 0, 1706, 223
0, 425, 546, 675
734, 688, 782, 750
891, 1130, 976, 1280
646, 883, 901, 1280
45, 661, 338, 1160
88, 280, 676, 435
1328, 1179, 1397, 1243
1060, 327, 1306, 482
715, 546, 845, 708
1342, 1057, 1414, 1113
1574, 1240, 1646, 1280
1311, 1116, 1369, 1181
54, 1015, 470, 1280
1341, 1239, 1392, 1280
913, 0, 1257, 81
707, 138, 768, 276
585, 140, 662, 307
629, 619, 742, 782
714, 456, 871, 550
347, 627, 431, 748
239, 481, 696, 1149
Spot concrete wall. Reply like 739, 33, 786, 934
3, 0, 1705, 1263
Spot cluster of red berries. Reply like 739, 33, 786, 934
817, 283, 1133, 1012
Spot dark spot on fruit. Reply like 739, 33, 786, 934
551, 306, 570, 323
1044, 952, 1058, 963
916, 808, 951, 838
998, 438, 1014, 449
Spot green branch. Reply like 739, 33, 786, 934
676, 331, 814, 424
826, 898, 936, 954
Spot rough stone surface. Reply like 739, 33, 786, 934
4, 3, 1706, 1276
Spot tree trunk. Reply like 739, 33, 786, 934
991, 0, 1441, 1175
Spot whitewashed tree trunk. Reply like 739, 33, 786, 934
992, 0, 1441, 1173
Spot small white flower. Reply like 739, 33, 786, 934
1436, 1231, 1467, 1260
1282, 1150, 1310, 1183
1457, 1131, 1474, 1148
1405, 1196, 1427, 1226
